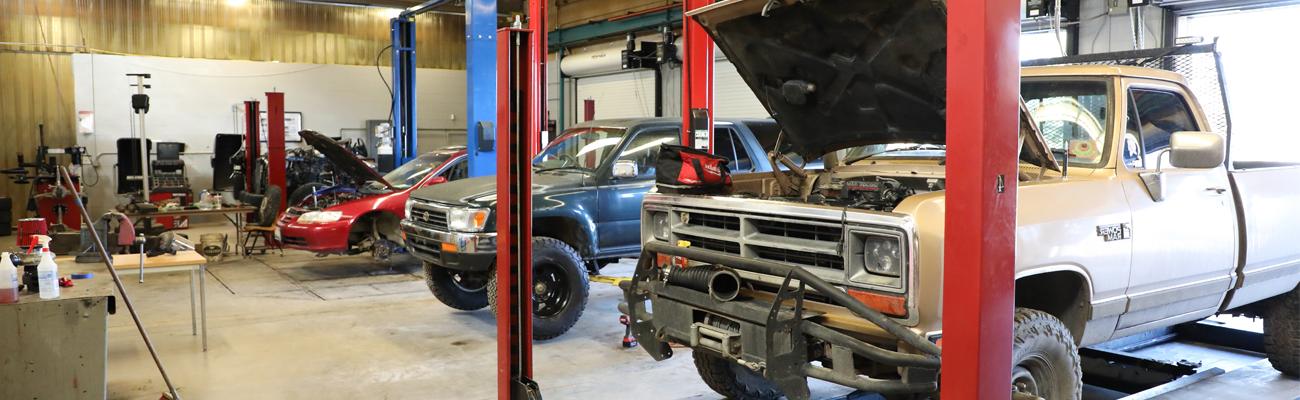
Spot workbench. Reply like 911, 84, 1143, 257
126, 205, 258, 255
0, 257, 115, 400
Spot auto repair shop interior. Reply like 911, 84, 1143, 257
2, 0, 1299, 399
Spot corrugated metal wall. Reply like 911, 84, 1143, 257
0, 0, 466, 221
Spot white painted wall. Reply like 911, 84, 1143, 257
72, 53, 467, 214
1077, 3, 1168, 54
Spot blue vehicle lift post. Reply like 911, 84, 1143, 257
391, 0, 498, 176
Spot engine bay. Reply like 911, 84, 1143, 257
808, 174, 943, 211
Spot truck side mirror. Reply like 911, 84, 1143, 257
612, 160, 639, 179
1168, 131, 1225, 169
1138, 131, 1225, 203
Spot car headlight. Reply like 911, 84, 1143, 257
650, 211, 670, 241
862, 236, 902, 277
448, 207, 490, 232
298, 211, 344, 224
404, 198, 415, 217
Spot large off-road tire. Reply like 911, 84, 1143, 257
424, 262, 489, 311
1011, 308, 1082, 400
1263, 286, 1300, 376
692, 351, 782, 400
487, 237, 590, 340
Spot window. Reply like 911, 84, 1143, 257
442, 159, 468, 181
533, 127, 629, 172
712, 127, 755, 172
1022, 80, 1111, 168
1128, 89, 1199, 169
614, 128, 680, 178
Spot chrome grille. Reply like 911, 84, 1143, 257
409, 204, 449, 231
667, 207, 845, 273
751, 219, 842, 242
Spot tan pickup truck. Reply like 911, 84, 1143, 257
621, 0, 1300, 399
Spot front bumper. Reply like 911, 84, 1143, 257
624, 244, 940, 398
400, 220, 496, 272
277, 215, 352, 254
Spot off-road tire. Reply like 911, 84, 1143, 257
424, 262, 489, 311
692, 351, 782, 400
487, 237, 590, 340
1263, 286, 1300, 376
1012, 308, 1082, 400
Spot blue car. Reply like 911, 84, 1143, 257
401, 117, 791, 339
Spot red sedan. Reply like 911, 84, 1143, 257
278, 143, 468, 258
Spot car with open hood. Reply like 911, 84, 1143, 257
622, 0, 1300, 399
277, 131, 468, 258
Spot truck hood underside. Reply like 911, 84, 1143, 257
691, 0, 1059, 171
690, 0, 948, 160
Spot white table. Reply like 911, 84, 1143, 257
61, 250, 211, 351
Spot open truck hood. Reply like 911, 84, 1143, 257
691, 0, 1058, 171
299, 130, 393, 189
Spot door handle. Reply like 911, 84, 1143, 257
1206, 187, 1227, 195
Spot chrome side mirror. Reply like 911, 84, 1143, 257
612, 160, 639, 179
1169, 131, 1226, 169
1138, 131, 1225, 202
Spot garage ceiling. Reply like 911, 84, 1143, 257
299, 0, 525, 13
1156, 0, 1300, 14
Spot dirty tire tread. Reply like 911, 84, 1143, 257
424, 262, 489, 311
1013, 308, 1082, 400
1264, 286, 1300, 376
486, 237, 589, 341
692, 351, 782, 400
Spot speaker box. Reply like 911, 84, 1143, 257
212, 134, 244, 191
116, 138, 153, 194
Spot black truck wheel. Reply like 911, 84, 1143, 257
487, 237, 590, 340
424, 262, 489, 311
693, 351, 782, 400
1011, 308, 1082, 400
1264, 286, 1300, 376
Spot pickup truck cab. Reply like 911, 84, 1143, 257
624, 1, 1300, 399
402, 117, 788, 339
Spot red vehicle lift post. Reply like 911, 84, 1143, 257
266, 91, 287, 211
681, 0, 713, 151
495, 2, 544, 396
941, 1, 1021, 398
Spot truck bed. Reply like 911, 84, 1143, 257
1224, 163, 1300, 310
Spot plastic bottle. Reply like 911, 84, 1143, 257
0, 252, 18, 304
37, 244, 59, 300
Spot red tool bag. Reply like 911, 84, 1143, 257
655, 145, 732, 194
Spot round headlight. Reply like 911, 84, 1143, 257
862, 236, 902, 277
651, 212, 670, 241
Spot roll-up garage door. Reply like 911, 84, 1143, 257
1155, 0, 1300, 14
714, 60, 770, 119
573, 70, 657, 122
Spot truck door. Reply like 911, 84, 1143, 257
1116, 84, 1237, 332
595, 127, 680, 254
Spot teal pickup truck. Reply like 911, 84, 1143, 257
401, 117, 797, 339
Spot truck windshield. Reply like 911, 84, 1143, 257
533, 127, 629, 172
1022, 80, 1111, 168
382, 152, 453, 189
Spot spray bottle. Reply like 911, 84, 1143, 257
0, 252, 17, 304
35, 235, 59, 299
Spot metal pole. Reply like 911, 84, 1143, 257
56, 166, 181, 400
941, 0, 1020, 398
133, 75, 151, 202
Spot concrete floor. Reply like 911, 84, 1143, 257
101, 224, 1298, 399
104, 225, 851, 400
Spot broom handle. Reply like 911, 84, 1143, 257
57, 166, 181, 400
